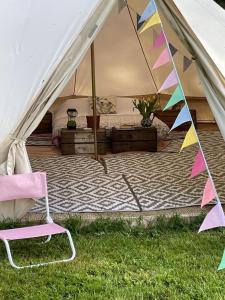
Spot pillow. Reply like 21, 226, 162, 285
153, 117, 170, 140
89, 96, 117, 114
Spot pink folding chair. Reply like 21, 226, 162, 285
0, 172, 76, 268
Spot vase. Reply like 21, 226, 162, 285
86, 115, 100, 129
141, 113, 154, 128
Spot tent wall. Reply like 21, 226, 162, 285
0, 0, 116, 219
156, 0, 225, 140
60, 0, 204, 98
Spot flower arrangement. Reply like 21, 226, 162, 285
133, 95, 160, 127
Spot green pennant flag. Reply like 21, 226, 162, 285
163, 85, 184, 111
218, 249, 225, 270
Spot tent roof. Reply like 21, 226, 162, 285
173, 0, 225, 79
60, 0, 204, 98
0, 0, 102, 144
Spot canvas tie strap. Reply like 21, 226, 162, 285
7, 136, 28, 175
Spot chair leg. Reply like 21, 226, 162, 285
3, 240, 21, 269
2, 231, 76, 269
42, 235, 52, 244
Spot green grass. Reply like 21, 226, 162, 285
0, 215, 225, 299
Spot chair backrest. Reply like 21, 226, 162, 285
0, 172, 48, 202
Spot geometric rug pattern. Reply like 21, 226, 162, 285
30, 156, 139, 213
104, 131, 225, 211
30, 130, 225, 213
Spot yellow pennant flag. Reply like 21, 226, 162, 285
181, 124, 198, 151
139, 12, 161, 34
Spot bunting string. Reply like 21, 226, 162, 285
126, 2, 159, 92
137, 0, 225, 270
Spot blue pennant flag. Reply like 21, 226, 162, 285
138, 1, 156, 24
170, 105, 192, 131
137, 14, 145, 31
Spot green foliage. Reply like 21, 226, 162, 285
0, 214, 224, 299
133, 95, 160, 118
67, 120, 76, 129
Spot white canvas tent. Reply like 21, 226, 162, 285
59, 1, 204, 98
0, 0, 224, 219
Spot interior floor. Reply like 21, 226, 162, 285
27, 122, 219, 157
26, 123, 225, 217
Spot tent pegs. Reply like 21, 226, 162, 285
91, 42, 98, 161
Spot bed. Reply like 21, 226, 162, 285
50, 97, 170, 145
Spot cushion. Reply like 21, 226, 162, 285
89, 96, 117, 114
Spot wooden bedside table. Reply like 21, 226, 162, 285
111, 127, 157, 153
61, 128, 110, 155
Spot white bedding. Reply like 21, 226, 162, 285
50, 97, 170, 142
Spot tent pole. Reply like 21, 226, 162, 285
91, 42, 98, 160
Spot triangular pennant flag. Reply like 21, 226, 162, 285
152, 30, 166, 49
201, 178, 217, 208
138, 0, 156, 24
139, 12, 161, 34
169, 43, 178, 56
190, 149, 206, 178
183, 56, 192, 72
152, 48, 171, 69
163, 85, 184, 111
218, 249, 225, 270
199, 203, 225, 232
158, 69, 178, 93
137, 14, 145, 31
170, 105, 192, 131
180, 124, 198, 151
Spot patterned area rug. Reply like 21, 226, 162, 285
30, 156, 139, 213
30, 130, 225, 213
104, 131, 225, 211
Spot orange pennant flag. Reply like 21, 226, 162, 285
180, 124, 198, 151
139, 12, 161, 34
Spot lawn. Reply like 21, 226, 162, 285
0, 215, 225, 299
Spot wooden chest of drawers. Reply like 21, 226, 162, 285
61, 128, 110, 155
111, 127, 157, 153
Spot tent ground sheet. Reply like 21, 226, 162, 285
30, 131, 225, 213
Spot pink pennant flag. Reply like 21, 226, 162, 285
199, 203, 225, 232
152, 31, 166, 49
158, 69, 178, 93
201, 178, 217, 208
153, 48, 171, 70
190, 149, 206, 178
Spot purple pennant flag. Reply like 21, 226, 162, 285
170, 105, 192, 131
169, 43, 178, 56
152, 31, 166, 49
183, 56, 192, 72
158, 69, 178, 93
137, 13, 145, 31
199, 203, 225, 232
138, 0, 156, 24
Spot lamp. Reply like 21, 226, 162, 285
67, 108, 78, 129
